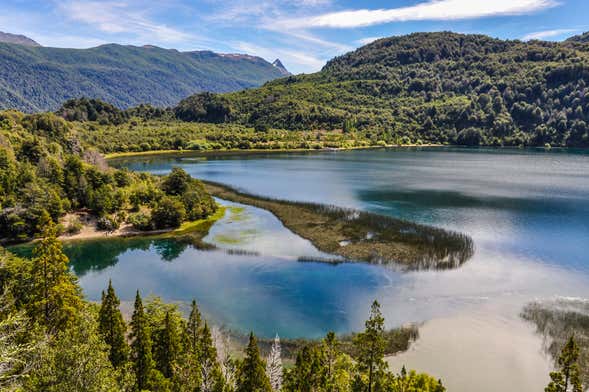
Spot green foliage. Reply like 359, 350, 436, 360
98, 280, 129, 368
352, 300, 387, 392
57, 98, 129, 125
29, 224, 82, 334
236, 333, 272, 392
545, 336, 584, 392
151, 197, 186, 229
221, 32, 589, 148
0, 42, 287, 112
175, 92, 232, 123
130, 291, 157, 391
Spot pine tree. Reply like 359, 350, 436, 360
199, 322, 224, 392
98, 280, 129, 368
186, 299, 202, 354
130, 290, 155, 391
266, 334, 283, 391
29, 223, 82, 334
154, 310, 180, 379
283, 344, 326, 392
236, 332, 272, 392
545, 335, 583, 392
323, 331, 339, 391
353, 300, 387, 392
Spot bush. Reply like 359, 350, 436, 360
65, 216, 83, 235
96, 215, 119, 232
151, 197, 186, 229
128, 212, 153, 231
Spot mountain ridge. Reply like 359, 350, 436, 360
0, 41, 287, 112
0, 31, 40, 47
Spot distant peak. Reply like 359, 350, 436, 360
0, 31, 41, 47
272, 59, 290, 75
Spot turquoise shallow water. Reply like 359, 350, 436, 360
15, 147, 589, 391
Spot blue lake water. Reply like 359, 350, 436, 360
47, 147, 589, 391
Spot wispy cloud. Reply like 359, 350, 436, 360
521, 28, 578, 40
231, 41, 327, 71
60, 1, 192, 43
277, 0, 559, 29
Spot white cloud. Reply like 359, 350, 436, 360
60, 1, 191, 42
277, 0, 559, 29
231, 41, 326, 71
521, 28, 578, 41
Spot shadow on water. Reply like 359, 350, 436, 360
357, 188, 585, 215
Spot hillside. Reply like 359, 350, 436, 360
221, 32, 589, 147
0, 31, 40, 46
0, 42, 288, 112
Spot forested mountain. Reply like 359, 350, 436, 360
218, 32, 589, 147
0, 42, 288, 112
0, 31, 40, 47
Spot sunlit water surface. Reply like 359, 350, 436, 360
57, 147, 589, 391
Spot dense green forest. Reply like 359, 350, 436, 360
0, 42, 288, 112
0, 110, 216, 242
217, 32, 589, 147
52, 32, 589, 149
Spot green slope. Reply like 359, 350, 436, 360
223, 32, 589, 147
0, 42, 288, 112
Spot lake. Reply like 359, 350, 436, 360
63, 147, 589, 391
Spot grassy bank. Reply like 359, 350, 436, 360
203, 181, 474, 269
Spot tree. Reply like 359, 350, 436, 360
98, 280, 129, 368
353, 300, 387, 392
151, 197, 186, 229
283, 344, 326, 392
130, 291, 155, 391
545, 335, 584, 392
266, 334, 283, 391
198, 322, 224, 392
29, 224, 82, 333
236, 332, 271, 392
25, 309, 123, 392
161, 168, 191, 196
154, 311, 180, 379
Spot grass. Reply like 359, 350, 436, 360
203, 181, 474, 270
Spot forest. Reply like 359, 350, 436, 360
0, 110, 216, 242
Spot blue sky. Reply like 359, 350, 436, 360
1, 0, 588, 74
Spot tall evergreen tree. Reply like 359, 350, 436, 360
29, 223, 82, 333
198, 322, 224, 392
154, 311, 180, 379
545, 335, 584, 392
266, 334, 283, 391
98, 280, 129, 368
130, 290, 155, 391
186, 299, 202, 354
283, 344, 326, 392
353, 300, 387, 392
236, 332, 272, 392
323, 331, 339, 391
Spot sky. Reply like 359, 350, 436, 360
1, 0, 589, 74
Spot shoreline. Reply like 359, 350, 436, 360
104, 143, 443, 160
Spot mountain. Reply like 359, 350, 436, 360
221, 32, 589, 147
0, 43, 287, 112
566, 31, 589, 43
0, 31, 40, 47
272, 59, 290, 75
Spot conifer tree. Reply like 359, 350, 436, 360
323, 331, 339, 391
154, 310, 180, 379
98, 280, 129, 368
236, 332, 272, 392
266, 334, 283, 391
186, 299, 202, 354
130, 290, 155, 391
545, 335, 583, 392
198, 322, 224, 392
29, 223, 82, 334
353, 300, 387, 392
